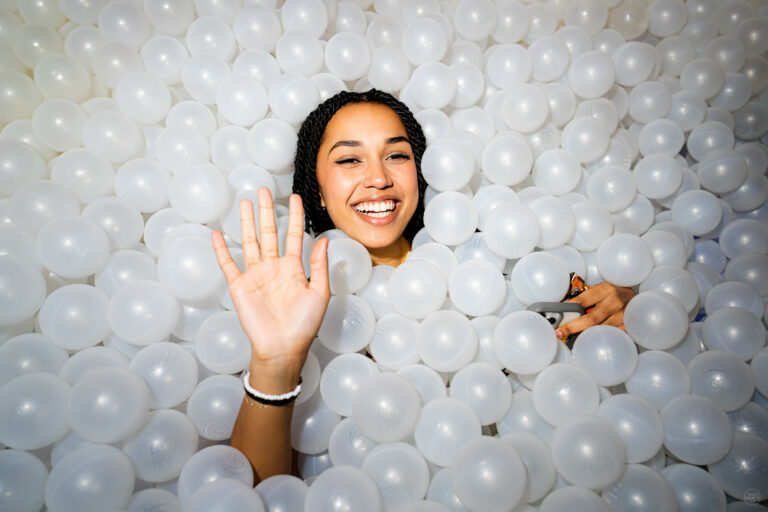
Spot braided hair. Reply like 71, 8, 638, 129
292, 89, 428, 243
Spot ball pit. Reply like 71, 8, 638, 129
0, 0, 767, 511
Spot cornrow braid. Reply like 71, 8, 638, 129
292, 88, 428, 243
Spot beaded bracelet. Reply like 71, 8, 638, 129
242, 370, 302, 407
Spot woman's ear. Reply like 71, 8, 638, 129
319, 194, 325, 208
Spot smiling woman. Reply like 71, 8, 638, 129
292, 89, 428, 266
210, 89, 429, 483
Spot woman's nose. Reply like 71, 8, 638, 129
362, 158, 393, 188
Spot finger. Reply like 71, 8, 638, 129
284, 194, 305, 259
603, 311, 625, 330
258, 187, 279, 260
211, 230, 241, 284
566, 283, 611, 308
240, 199, 261, 268
556, 305, 612, 339
307, 237, 330, 298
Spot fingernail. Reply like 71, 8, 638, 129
555, 329, 563, 338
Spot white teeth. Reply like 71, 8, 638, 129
354, 200, 395, 213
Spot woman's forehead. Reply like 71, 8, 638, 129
323, 102, 408, 139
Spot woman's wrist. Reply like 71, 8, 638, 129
248, 358, 305, 395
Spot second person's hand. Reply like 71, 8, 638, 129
211, 188, 331, 386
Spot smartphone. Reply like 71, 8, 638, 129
527, 301, 585, 348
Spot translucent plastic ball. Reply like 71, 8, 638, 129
140, 35, 189, 84
80, 198, 144, 252
123, 408, 199, 483
177, 445, 254, 505
451, 436, 527, 511
324, 31, 370, 81
639, 266, 700, 314
421, 137, 475, 192
625, 350, 691, 411
660, 464, 727, 512
602, 463, 679, 512
255, 475, 308, 512
0, 72, 43, 127
168, 162, 230, 224
423, 191, 478, 246
448, 259, 506, 317
418, 310, 478, 373
628, 81, 672, 124
0, 449, 47, 512
129, 342, 198, 409
501, 83, 549, 133
532, 363, 600, 426
355, 265, 395, 319
561, 116, 610, 163
539, 486, 610, 512
669, 189, 722, 236
35, 215, 110, 279
0, 139, 46, 198
551, 415, 627, 490
361, 442, 430, 512
195, 311, 251, 374
81, 110, 144, 164
623, 290, 689, 350
0, 333, 68, 386
413, 397, 481, 467
318, 295, 375, 353
449, 362, 512, 425
352, 372, 421, 444
528, 196, 576, 249
0, 256, 46, 326
661, 394, 734, 465
44, 444, 135, 512
31, 98, 86, 152
453, 233, 505, 272
327, 417, 378, 468
493, 310, 559, 375
681, 58, 726, 99
0, 373, 71, 450
395, 364, 447, 405
586, 165, 636, 213
597, 393, 663, 464
108, 280, 180, 347
319, 353, 380, 417
185, 478, 265, 512
702, 307, 766, 361
57, 346, 129, 387
633, 154, 683, 199
533, 148, 583, 196
113, 71, 171, 125
401, 17, 448, 65
719, 218, 768, 259
568, 50, 615, 99
708, 432, 768, 501
369, 313, 420, 370
571, 325, 639, 387
68, 366, 150, 444
185, 375, 244, 441
326, 237, 372, 295
686, 121, 735, 161
157, 234, 226, 302
640, 230, 688, 268
38, 284, 111, 350
568, 202, 613, 252
245, 117, 298, 173
483, 202, 540, 259
595, 234, 654, 287
667, 90, 706, 132
725, 252, 768, 297
368, 46, 410, 93
688, 350, 755, 412
304, 466, 382, 512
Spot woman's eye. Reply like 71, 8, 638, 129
390, 153, 410, 160
336, 158, 359, 164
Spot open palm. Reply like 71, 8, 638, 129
211, 188, 330, 368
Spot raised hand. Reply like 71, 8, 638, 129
211, 188, 330, 381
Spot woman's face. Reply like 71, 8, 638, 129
315, 102, 420, 250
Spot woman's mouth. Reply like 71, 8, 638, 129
352, 199, 400, 223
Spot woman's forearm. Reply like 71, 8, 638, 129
230, 362, 303, 483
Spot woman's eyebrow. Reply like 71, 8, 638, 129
327, 136, 411, 155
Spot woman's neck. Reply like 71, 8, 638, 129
368, 236, 411, 267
